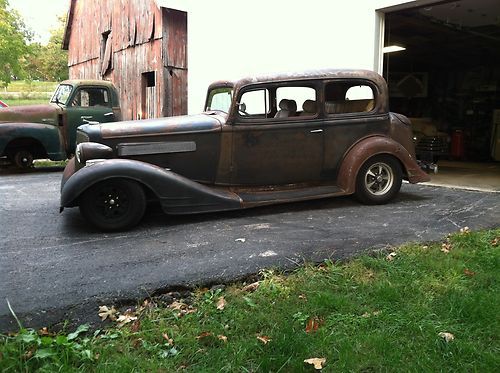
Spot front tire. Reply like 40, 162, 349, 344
13, 149, 34, 169
354, 155, 402, 205
79, 179, 146, 231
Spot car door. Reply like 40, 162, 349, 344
230, 84, 324, 186
65, 86, 116, 152
322, 79, 390, 179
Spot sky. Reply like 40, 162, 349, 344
9, 0, 69, 44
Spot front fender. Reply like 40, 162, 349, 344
61, 159, 242, 214
337, 136, 431, 193
0, 122, 64, 159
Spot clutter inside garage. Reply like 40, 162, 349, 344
383, 0, 500, 168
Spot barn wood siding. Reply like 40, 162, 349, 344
66, 0, 185, 120
163, 8, 187, 117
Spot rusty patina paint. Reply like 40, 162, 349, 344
63, 69, 431, 221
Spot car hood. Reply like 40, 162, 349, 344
80, 112, 226, 142
0, 103, 61, 125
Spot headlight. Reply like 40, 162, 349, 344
75, 142, 113, 164
75, 143, 83, 163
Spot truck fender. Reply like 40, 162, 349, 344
337, 136, 430, 193
0, 122, 65, 160
61, 159, 243, 214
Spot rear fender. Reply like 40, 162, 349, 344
337, 136, 430, 193
61, 159, 242, 214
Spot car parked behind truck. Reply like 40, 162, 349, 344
0, 80, 121, 168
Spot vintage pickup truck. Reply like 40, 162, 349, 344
0, 80, 121, 168
61, 69, 432, 231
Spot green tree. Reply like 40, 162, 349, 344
0, 0, 31, 86
23, 15, 68, 81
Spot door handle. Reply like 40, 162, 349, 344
310, 129, 323, 133
81, 115, 93, 119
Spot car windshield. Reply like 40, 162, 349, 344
50, 84, 73, 105
206, 87, 233, 113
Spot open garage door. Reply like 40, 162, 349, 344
378, 0, 500, 191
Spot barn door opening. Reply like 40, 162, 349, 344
142, 71, 156, 119
162, 8, 187, 117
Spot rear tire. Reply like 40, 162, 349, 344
79, 179, 146, 231
13, 149, 34, 169
354, 155, 402, 205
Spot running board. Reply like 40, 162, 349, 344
236, 184, 345, 206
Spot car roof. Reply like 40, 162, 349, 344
208, 69, 386, 91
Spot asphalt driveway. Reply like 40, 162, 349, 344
1, 169, 499, 332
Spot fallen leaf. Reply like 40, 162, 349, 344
242, 282, 260, 292
386, 252, 397, 261
460, 226, 470, 235
98, 306, 118, 321
162, 333, 174, 346
131, 338, 142, 349
196, 331, 213, 340
439, 332, 455, 342
463, 268, 476, 277
130, 319, 141, 333
256, 335, 271, 344
217, 335, 228, 343
305, 317, 323, 334
169, 301, 186, 311
216, 297, 226, 311
22, 348, 35, 360
362, 310, 381, 318
304, 357, 326, 370
235, 238, 246, 243
38, 327, 52, 336
116, 314, 137, 328
441, 242, 452, 254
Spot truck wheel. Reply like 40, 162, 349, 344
13, 149, 34, 169
354, 155, 402, 205
79, 179, 146, 231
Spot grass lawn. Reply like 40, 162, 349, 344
1, 229, 498, 372
1, 80, 57, 106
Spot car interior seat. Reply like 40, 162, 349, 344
275, 99, 297, 118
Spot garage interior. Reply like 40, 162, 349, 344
382, 0, 500, 191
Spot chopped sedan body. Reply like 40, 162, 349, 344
60, 69, 432, 231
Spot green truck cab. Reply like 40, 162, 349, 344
0, 80, 121, 168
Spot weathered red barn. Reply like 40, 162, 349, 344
62, 0, 187, 121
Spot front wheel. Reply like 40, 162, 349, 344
354, 155, 402, 205
13, 149, 34, 169
79, 179, 146, 231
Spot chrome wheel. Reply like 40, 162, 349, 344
364, 162, 394, 196
355, 155, 402, 205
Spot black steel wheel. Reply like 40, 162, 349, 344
79, 179, 146, 231
13, 149, 34, 169
354, 155, 402, 205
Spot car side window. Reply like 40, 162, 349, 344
71, 88, 111, 108
238, 89, 270, 117
276, 86, 317, 118
325, 82, 375, 115
238, 85, 317, 120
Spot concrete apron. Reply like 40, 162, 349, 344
422, 161, 500, 193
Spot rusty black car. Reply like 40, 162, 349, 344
60, 69, 431, 231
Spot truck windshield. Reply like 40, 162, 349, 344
206, 87, 233, 113
50, 84, 73, 105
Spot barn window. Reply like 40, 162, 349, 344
100, 30, 112, 76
